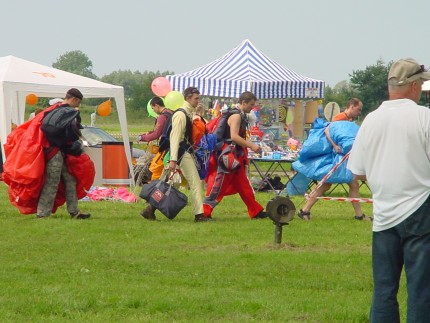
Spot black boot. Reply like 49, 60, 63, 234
194, 213, 212, 222
140, 205, 156, 221
70, 212, 91, 220
252, 211, 268, 219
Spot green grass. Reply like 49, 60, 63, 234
0, 180, 408, 322
5, 113, 407, 322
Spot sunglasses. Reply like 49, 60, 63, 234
407, 65, 426, 79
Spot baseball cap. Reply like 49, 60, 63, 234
388, 58, 430, 86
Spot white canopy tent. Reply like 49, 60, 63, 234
0, 55, 133, 179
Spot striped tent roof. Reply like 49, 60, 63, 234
166, 39, 324, 99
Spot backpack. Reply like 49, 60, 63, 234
158, 108, 193, 159
41, 106, 82, 147
206, 107, 241, 151
154, 109, 173, 132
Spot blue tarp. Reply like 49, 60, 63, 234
292, 119, 359, 183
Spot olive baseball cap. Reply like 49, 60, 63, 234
388, 58, 430, 86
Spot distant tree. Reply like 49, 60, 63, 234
324, 80, 359, 109
101, 70, 174, 111
53, 50, 98, 79
349, 58, 391, 115
101, 70, 146, 99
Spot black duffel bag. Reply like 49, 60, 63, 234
139, 177, 188, 219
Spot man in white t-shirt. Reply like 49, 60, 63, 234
348, 58, 430, 323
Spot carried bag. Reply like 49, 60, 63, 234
139, 172, 188, 219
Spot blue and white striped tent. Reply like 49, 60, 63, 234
166, 39, 324, 99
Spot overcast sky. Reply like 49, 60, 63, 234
1, 0, 429, 87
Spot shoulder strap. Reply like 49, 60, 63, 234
176, 108, 193, 145
152, 109, 173, 130
221, 107, 243, 140
160, 109, 173, 117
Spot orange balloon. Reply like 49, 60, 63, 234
26, 93, 38, 105
97, 99, 112, 117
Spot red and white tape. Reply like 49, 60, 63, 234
309, 152, 350, 194
304, 152, 373, 203
315, 196, 373, 203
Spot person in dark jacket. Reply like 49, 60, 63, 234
37, 88, 90, 219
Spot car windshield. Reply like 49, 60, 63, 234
81, 127, 117, 146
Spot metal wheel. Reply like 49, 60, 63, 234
266, 196, 296, 224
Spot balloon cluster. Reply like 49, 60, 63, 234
147, 77, 184, 118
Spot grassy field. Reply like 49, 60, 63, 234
2, 109, 407, 322
0, 178, 407, 322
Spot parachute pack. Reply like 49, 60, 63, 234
158, 108, 193, 160
41, 106, 82, 148
206, 107, 240, 151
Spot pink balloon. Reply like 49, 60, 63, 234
151, 77, 172, 97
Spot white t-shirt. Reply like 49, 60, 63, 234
348, 99, 430, 231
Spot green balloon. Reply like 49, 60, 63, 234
163, 151, 170, 166
147, 100, 158, 118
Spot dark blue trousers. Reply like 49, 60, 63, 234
371, 197, 430, 323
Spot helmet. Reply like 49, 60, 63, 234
218, 145, 240, 172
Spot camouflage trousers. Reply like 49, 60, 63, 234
37, 151, 79, 217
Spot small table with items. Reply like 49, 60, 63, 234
248, 155, 296, 194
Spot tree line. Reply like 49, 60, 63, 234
53, 50, 173, 112
53, 50, 427, 116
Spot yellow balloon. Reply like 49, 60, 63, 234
164, 91, 184, 110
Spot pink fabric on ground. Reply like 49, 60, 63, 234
85, 187, 138, 203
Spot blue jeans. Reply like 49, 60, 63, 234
371, 197, 430, 323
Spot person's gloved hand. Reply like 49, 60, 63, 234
136, 134, 143, 142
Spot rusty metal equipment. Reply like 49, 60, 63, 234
266, 196, 296, 244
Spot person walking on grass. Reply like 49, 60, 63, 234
140, 87, 210, 222
3, 88, 93, 219
298, 98, 370, 221
137, 96, 173, 182
36, 88, 91, 219
348, 58, 430, 322
202, 91, 268, 220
